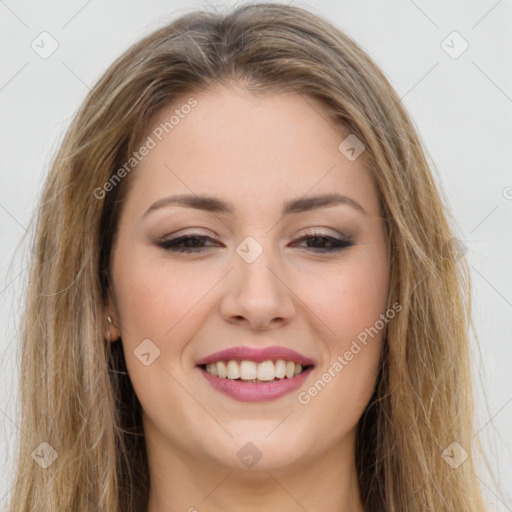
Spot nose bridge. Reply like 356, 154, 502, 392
235, 235, 282, 299
221, 235, 295, 328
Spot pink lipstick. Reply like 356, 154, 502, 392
196, 345, 315, 402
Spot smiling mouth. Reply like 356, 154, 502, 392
198, 359, 313, 383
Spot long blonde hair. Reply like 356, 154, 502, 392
8, 3, 487, 510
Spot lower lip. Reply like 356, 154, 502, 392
198, 366, 314, 402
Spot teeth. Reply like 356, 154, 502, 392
240, 360, 257, 380
226, 360, 240, 379
204, 360, 309, 381
217, 361, 227, 379
257, 360, 275, 381
275, 359, 286, 379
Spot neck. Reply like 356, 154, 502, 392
144, 418, 365, 512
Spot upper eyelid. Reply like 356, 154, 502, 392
156, 230, 353, 246
160, 226, 350, 239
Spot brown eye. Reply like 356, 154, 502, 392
291, 234, 353, 252
156, 235, 220, 253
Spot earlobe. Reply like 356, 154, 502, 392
105, 290, 121, 342
106, 314, 120, 342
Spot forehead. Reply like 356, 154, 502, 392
126, 85, 379, 217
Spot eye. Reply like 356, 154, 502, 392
156, 231, 353, 254
290, 231, 354, 253
155, 234, 220, 253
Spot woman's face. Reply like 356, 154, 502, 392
109, 85, 389, 472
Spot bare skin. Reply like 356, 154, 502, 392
107, 84, 389, 512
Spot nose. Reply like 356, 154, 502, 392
220, 244, 296, 331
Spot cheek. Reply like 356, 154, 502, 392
295, 253, 389, 346
111, 252, 216, 417
291, 256, 387, 425
112, 248, 212, 340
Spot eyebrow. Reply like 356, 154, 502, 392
143, 192, 367, 217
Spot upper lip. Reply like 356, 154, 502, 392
196, 345, 315, 366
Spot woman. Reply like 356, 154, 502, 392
9, 3, 487, 511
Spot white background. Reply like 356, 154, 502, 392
0, 0, 511, 509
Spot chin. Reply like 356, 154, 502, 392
205, 432, 310, 472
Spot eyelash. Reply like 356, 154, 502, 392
155, 232, 354, 254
